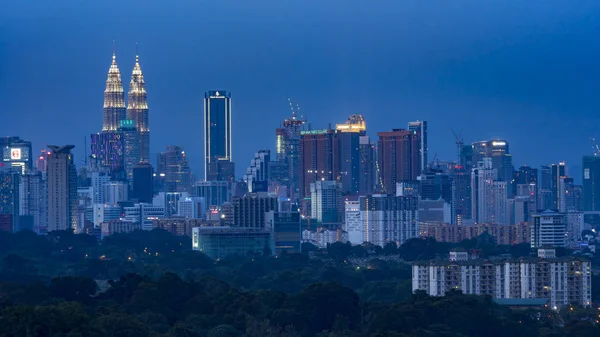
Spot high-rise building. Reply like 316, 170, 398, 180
275, 106, 305, 197
35, 149, 49, 177
377, 129, 420, 194
471, 140, 514, 197
310, 180, 343, 226
47, 145, 78, 232
119, 119, 141, 182
471, 158, 507, 224
408, 120, 427, 172
359, 194, 419, 247
539, 165, 553, 210
158, 146, 193, 193
531, 210, 566, 248
451, 166, 471, 223
204, 90, 233, 181
102, 51, 126, 132
232, 192, 278, 230
344, 200, 362, 244
298, 129, 340, 199
336, 114, 366, 195
2, 138, 33, 174
132, 162, 154, 203
513, 166, 538, 199
244, 150, 270, 193
103, 181, 128, 205
551, 162, 567, 210
0, 168, 20, 232
127, 50, 150, 163
359, 136, 375, 195
19, 171, 46, 233
194, 181, 230, 207
91, 171, 111, 204
90, 132, 124, 175
582, 156, 600, 211
124, 203, 165, 231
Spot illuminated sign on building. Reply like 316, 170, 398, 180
10, 148, 21, 160
300, 129, 330, 135
491, 141, 506, 147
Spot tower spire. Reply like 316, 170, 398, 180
112, 39, 116, 60
103, 43, 126, 131
127, 42, 150, 163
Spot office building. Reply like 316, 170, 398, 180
192, 226, 274, 259
152, 218, 205, 237
19, 171, 46, 233
310, 180, 343, 225
471, 140, 514, 197
418, 171, 452, 202
87, 204, 121, 227
582, 156, 600, 211
47, 145, 78, 232
124, 203, 165, 231
359, 194, 419, 247
194, 181, 230, 207
102, 51, 126, 132
178, 197, 205, 219
265, 211, 301, 254
451, 166, 471, 224
472, 158, 500, 224
418, 199, 452, 224
0, 168, 20, 232
2, 138, 33, 174
298, 129, 340, 199
551, 162, 567, 210
412, 248, 592, 309
204, 90, 233, 181
153, 192, 188, 218
158, 146, 193, 193
359, 136, 375, 195
132, 162, 153, 202
91, 171, 111, 204
513, 166, 538, 198
408, 120, 427, 173
127, 50, 150, 163
35, 149, 49, 177
232, 192, 278, 229
119, 119, 141, 182
377, 129, 420, 194
243, 150, 270, 193
336, 114, 366, 194
531, 210, 566, 248
103, 181, 128, 205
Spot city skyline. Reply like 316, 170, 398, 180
2, 1, 600, 181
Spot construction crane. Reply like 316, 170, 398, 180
287, 97, 297, 117
591, 137, 600, 156
451, 128, 464, 165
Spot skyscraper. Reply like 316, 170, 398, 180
127, 49, 150, 163
310, 180, 343, 226
2, 137, 33, 174
102, 51, 126, 132
359, 136, 375, 195
244, 150, 270, 193
471, 158, 507, 224
408, 120, 427, 172
90, 132, 124, 175
275, 106, 305, 196
158, 146, 192, 193
298, 129, 341, 199
551, 162, 567, 210
0, 168, 20, 232
204, 90, 233, 181
377, 129, 420, 194
539, 165, 553, 210
336, 114, 366, 195
471, 140, 514, 197
47, 145, 78, 232
582, 156, 600, 211
132, 162, 154, 203
19, 171, 46, 233
119, 119, 141, 182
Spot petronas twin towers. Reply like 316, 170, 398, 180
102, 47, 150, 163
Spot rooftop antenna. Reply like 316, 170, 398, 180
135, 42, 139, 62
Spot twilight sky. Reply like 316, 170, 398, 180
1, 0, 600, 182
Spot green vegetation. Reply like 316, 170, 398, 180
0, 229, 598, 336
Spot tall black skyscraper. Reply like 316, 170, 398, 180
583, 156, 600, 211
204, 91, 233, 181
336, 114, 366, 194
513, 165, 538, 196
408, 120, 427, 172
132, 162, 154, 203
551, 162, 567, 210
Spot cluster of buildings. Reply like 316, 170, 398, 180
2, 46, 600, 261
412, 247, 592, 309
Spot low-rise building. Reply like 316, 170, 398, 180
192, 226, 274, 259
419, 222, 530, 245
101, 220, 141, 238
152, 217, 208, 237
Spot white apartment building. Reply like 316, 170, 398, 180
124, 203, 165, 231
344, 200, 362, 245
412, 248, 592, 309
531, 210, 566, 248
359, 194, 419, 247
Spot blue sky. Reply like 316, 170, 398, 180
1, 0, 600, 181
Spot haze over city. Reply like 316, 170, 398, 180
2, 0, 600, 180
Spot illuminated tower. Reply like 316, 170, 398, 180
204, 91, 234, 181
102, 49, 126, 132
127, 46, 150, 163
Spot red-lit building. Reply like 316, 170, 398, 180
298, 129, 341, 199
377, 129, 420, 194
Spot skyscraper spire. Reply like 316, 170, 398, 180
102, 44, 126, 132
127, 43, 150, 163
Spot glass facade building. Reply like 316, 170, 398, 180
204, 91, 232, 181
